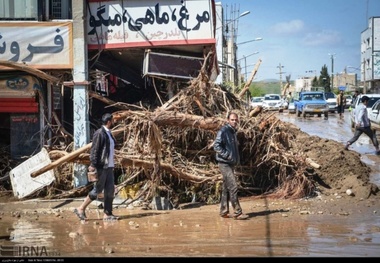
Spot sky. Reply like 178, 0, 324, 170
218, 0, 380, 82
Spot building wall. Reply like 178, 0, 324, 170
214, 2, 223, 84
333, 73, 357, 92
361, 16, 380, 93
295, 77, 313, 92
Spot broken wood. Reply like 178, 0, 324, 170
31, 143, 92, 178
113, 110, 225, 131
306, 158, 321, 169
120, 158, 221, 183
238, 59, 262, 99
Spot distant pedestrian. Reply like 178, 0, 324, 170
351, 90, 360, 108
213, 112, 248, 220
345, 96, 380, 155
352, 90, 359, 102
287, 92, 292, 103
337, 90, 346, 118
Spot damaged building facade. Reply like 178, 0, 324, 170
0, 0, 219, 186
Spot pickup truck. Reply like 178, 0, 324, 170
294, 91, 329, 119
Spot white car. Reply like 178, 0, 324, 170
262, 94, 284, 112
369, 99, 380, 127
350, 94, 380, 128
281, 97, 289, 109
345, 95, 353, 109
324, 92, 338, 113
287, 98, 296, 114
250, 97, 264, 108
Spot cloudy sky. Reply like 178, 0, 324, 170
218, 0, 380, 81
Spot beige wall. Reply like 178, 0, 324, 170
334, 73, 357, 92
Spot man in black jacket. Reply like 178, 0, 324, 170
74, 113, 120, 221
213, 112, 248, 220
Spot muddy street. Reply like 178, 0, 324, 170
0, 110, 380, 258
277, 110, 380, 185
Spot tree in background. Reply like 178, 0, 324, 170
249, 82, 279, 97
249, 83, 265, 97
317, 65, 331, 92
312, 76, 319, 87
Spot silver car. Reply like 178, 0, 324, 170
287, 98, 296, 114
324, 92, 338, 113
250, 97, 264, 108
262, 94, 284, 112
369, 99, 380, 127
345, 95, 353, 109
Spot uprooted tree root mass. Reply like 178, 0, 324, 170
28, 56, 318, 206
8, 53, 377, 206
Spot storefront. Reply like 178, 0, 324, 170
0, 74, 42, 159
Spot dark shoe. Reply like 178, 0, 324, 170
344, 143, 350, 150
376, 150, 380, 155
103, 215, 120, 221
220, 213, 231, 218
73, 208, 87, 221
233, 213, 249, 220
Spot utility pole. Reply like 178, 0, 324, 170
329, 53, 336, 91
244, 55, 247, 81
277, 63, 285, 93
363, 57, 366, 93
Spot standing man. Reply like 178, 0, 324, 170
213, 112, 248, 220
345, 96, 380, 155
352, 90, 359, 102
74, 113, 120, 221
287, 92, 293, 103
337, 90, 346, 118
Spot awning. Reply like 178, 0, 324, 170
0, 98, 38, 113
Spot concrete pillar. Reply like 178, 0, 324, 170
72, 0, 90, 187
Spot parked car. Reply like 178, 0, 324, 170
262, 94, 284, 112
287, 97, 296, 114
350, 94, 380, 128
345, 95, 353, 109
281, 97, 289, 109
324, 92, 338, 113
250, 97, 264, 108
294, 91, 329, 118
369, 99, 380, 127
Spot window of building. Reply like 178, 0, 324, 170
0, 0, 71, 21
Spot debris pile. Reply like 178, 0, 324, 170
31, 54, 318, 207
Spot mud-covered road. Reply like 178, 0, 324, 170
0, 110, 379, 259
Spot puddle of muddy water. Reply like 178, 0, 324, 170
0, 198, 380, 257
0, 111, 380, 257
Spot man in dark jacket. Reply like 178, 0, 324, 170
74, 113, 120, 221
213, 112, 248, 220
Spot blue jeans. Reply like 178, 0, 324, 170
218, 163, 242, 216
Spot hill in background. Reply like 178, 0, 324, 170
251, 80, 295, 96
